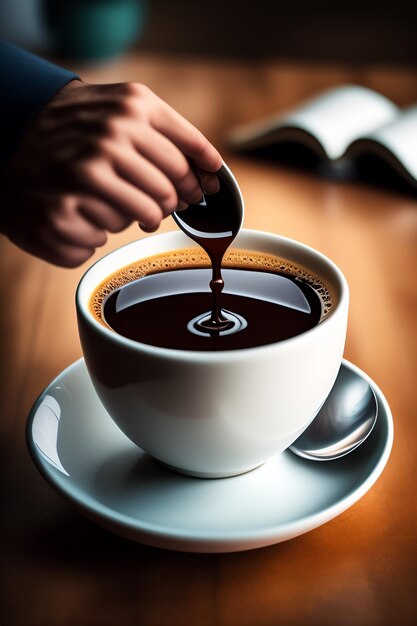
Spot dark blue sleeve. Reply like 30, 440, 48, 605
0, 40, 79, 170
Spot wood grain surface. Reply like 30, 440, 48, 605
1, 54, 416, 626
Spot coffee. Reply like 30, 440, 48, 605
91, 248, 332, 351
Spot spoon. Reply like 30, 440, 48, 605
173, 162, 244, 330
290, 363, 378, 461
173, 162, 244, 250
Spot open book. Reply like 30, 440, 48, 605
228, 86, 417, 190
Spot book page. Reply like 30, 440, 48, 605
348, 106, 417, 183
229, 86, 399, 160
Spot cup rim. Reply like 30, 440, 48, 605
76, 228, 349, 362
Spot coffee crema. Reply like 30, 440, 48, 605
90, 248, 332, 351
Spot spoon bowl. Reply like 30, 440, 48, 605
172, 162, 244, 246
173, 162, 244, 332
290, 363, 378, 461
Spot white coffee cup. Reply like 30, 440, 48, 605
76, 229, 349, 478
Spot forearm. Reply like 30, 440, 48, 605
0, 40, 79, 171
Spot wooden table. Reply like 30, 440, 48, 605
1, 54, 417, 626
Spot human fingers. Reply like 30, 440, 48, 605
109, 145, 184, 215
41, 240, 96, 268
84, 160, 165, 231
45, 202, 108, 249
11, 227, 96, 268
132, 126, 206, 204
150, 99, 222, 172
56, 83, 217, 206
77, 197, 131, 232
197, 168, 220, 195
62, 119, 202, 210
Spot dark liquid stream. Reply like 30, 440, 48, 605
173, 165, 242, 332
202, 239, 233, 332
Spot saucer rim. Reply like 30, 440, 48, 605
26, 358, 394, 552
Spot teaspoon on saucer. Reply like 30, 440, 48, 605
290, 362, 378, 461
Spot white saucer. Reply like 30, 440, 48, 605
27, 358, 393, 553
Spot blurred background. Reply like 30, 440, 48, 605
1, 0, 416, 65
1, 0, 416, 180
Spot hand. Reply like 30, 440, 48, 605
0, 80, 222, 267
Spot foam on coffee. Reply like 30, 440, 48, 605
90, 247, 332, 325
